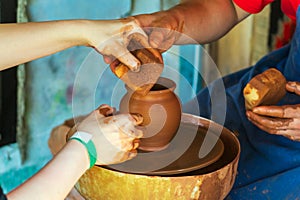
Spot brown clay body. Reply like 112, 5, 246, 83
114, 39, 163, 96
120, 77, 182, 151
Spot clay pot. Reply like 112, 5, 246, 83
119, 77, 182, 151
75, 114, 241, 200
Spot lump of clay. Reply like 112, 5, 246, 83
243, 68, 287, 110
114, 39, 163, 96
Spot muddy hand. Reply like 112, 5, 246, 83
134, 11, 184, 52
97, 18, 151, 72
286, 81, 300, 95
246, 81, 300, 141
106, 19, 163, 75
75, 104, 143, 165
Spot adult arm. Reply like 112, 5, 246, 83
134, 0, 250, 50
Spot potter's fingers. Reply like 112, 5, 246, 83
252, 104, 300, 118
286, 81, 300, 95
110, 59, 121, 75
148, 29, 165, 49
146, 47, 164, 63
247, 115, 278, 134
252, 106, 285, 118
284, 118, 300, 130
130, 33, 163, 62
148, 27, 175, 49
280, 105, 300, 118
126, 35, 164, 66
247, 110, 293, 130
159, 36, 176, 53
129, 32, 151, 49
276, 129, 300, 141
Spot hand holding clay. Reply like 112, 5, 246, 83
134, 11, 184, 52
246, 81, 300, 141
91, 18, 152, 72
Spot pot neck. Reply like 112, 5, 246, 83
125, 77, 176, 94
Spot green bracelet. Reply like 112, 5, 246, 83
68, 132, 97, 168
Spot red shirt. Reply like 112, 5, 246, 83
233, 0, 299, 20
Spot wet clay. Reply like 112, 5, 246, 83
114, 39, 163, 96
119, 77, 182, 151
243, 68, 287, 110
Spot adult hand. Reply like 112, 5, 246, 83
134, 11, 184, 52
67, 104, 143, 165
246, 81, 300, 141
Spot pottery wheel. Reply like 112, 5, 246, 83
106, 120, 224, 175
